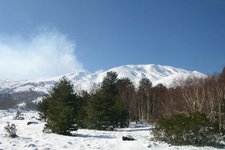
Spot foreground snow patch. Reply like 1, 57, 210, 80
0, 110, 219, 150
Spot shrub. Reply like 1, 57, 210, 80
13, 110, 25, 120
152, 112, 225, 148
4, 123, 18, 138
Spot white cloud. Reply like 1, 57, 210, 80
0, 29, 84, 80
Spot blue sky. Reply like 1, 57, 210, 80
0, 0, 224, 79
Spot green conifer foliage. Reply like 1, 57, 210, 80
153, 113, 224, 148
38, 77, 79, 135
85, 71, 129, 130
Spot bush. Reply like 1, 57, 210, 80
4, 123, 17, 138
152, 112, 225, 148
13, 110, 25, 120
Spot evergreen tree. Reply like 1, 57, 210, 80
85, 91, 113, 129
101, 71, 118, 95
38, 77, 80, 135
77, 90, 90, 128
38, 95, 50, 121
113, 95, 129, 127
85, 71, 129, 130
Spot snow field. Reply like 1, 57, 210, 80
0, 110, 218, 150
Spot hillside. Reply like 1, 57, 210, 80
0, 64, 205, 93
0, 64, 206, 105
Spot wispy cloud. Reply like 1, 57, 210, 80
0, 29, 84, 80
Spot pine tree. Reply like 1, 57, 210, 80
113, 95, 129, 127
77, 90, 90, 128
38, 95, 50, 121
38, 77, 80, 135
85, 91, 112, 129
85, 71, 129, 130
101, 71, 118, 95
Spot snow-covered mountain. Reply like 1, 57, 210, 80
0, 64, 206, 94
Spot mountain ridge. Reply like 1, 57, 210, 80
0, 64, 206, 95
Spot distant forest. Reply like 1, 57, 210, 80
112, 66, 225, 130
102, 67, 225, 130
0, 91, 45, 110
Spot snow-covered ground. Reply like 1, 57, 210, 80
0, 110, 218, 150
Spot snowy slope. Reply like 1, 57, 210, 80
0, 110, 219, 150
0, 64, 206, 94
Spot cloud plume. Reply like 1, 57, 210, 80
0, 30, 84, 80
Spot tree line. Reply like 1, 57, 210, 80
118, 67, 225, 130
38, 71, 129, 135
38, 67, 225, 135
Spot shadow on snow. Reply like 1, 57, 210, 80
73, 133, 114, 139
